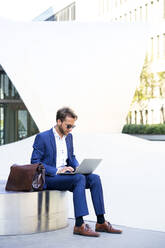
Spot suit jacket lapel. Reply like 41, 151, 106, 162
49, 128, 57, 164
65, 135, 70, 158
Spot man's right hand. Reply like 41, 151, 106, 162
57, 166, 74, 174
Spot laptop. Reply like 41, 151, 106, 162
60, 159, 102, 175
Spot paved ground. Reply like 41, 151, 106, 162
0, 219, 165, 248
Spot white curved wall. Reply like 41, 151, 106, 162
0, 18, 148, 133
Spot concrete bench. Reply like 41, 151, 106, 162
0, 180, 68, 235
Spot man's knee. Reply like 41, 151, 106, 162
87, 174, 101, 184
73, 174, 86, 184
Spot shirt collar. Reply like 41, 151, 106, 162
53, 126, 66, 139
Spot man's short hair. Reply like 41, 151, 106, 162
56, 107, 78, 122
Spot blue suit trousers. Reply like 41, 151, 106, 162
45, 173, 105, 218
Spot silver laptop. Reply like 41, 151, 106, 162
60, 159, 102, 175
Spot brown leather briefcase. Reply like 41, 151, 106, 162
5, 163, 45, 192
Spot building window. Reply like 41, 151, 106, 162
134, 9, 137, 21
140, 6, 142, 21
124, 13, 127, 21
159, 34, 163, 59
150, 1, 154, 21
71, 4, 76, 20
145, 4, 148, 21
129, 11, 132, 22
0, 69, 39, 145
0, 107, 4, 145
45, 15, 56, 21
147, 1, 152, 22
163, 33, 165, 57
107, 0, 110, 12
157, 35, 160, 58
151, 37, 154, 61
156, 0, 162, 21
18, 110, 28, 139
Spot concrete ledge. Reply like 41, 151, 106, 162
0, 180, 68, 235
129, 134, 165, 141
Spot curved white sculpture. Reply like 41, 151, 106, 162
0, 18, 147, 133
1, 19, 164, 233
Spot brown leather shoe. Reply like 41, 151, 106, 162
74, 223, 100, 237
95, 221, 122, 234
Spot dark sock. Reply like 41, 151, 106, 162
97, 214, 105, 224
75, 216, 84, 227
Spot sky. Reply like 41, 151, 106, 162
0, 0, 56, 21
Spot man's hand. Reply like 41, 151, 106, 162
57, 166, 74, 174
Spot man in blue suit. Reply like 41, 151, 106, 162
31, 107, 122, 237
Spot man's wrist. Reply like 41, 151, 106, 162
56, 166, 66, 174
56, 168, 61, 175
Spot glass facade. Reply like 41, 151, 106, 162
0, 69, 39, 145
55, 2, 76, 21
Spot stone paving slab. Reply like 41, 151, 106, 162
0, 219, 165, 248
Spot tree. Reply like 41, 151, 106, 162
131, 62, 150, 124
129, 54, 165, 125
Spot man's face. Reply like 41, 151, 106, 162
57, 116, 76, 136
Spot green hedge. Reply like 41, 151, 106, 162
122, 124, 165, 134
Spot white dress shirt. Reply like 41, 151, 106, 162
53, 126, 68, 171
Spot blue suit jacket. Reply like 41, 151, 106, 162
31, 128, 79, 176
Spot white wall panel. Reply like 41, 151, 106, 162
0, 18, 148, 133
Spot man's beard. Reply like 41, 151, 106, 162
58, 124, 66, 135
